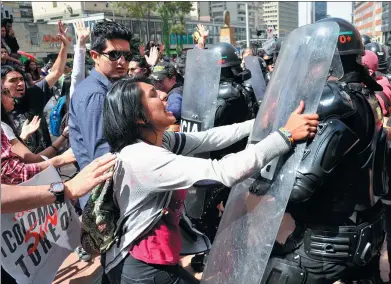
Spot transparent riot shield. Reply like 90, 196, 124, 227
181, 49, 221, 220
244, 56, 267, 103
202, 22, 342, 284
180, 49, 221, 133
180, 49, 221, 254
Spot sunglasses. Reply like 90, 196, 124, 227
100, 50, 132, 62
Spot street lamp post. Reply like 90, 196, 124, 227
245, 3, 250, 48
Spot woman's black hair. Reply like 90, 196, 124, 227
1, 65, 26, 80
24, 60, 40, 81
103, 76, 155, 152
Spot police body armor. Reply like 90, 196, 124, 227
189, 79, 258, 244
261, 75, 388, 283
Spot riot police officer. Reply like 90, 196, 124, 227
260, 17, 387, 284
186, 42, 259, 272
263, 38, 282, 85
362, 34, 372, 46
366, 42, 389, 74
207, 42, 259, 159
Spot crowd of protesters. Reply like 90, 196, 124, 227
3, 15, 391, 284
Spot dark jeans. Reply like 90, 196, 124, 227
106, 253, 200, 284
385, 203, 391, 279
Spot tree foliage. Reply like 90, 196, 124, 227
113, 2, 194, 55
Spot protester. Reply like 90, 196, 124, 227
24, 59, 42, 86
193, 24, 209, 49
1, 46, 21, 66
362, 49, 391, 116
101, 77, 319, 283
1, 87, 74, 173
128, 57, 149, 78
68, 20, 132, 263
2, 21, 70, 154
1, 152, 117, 284
150, 61, 184, 123
1, 18, 19, 57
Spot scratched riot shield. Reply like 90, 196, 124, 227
202, 22, 342, 284
244, 56, 267, 103
181, 48, 221, 219
180, 49, 221, 254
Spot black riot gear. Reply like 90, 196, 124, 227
186, 43, 259, 273
208, 42, 241, 68
318, 17, 364, 56
261, 18, 387, 283
362, 34, 372, 46
366, 42, 388, 73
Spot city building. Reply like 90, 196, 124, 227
314, 2, 327, 22
195, 2, 264, 31
353, 1, 383, 42
31, 1, 254, 49
1, 1, 70, 57
1, 1, 34, 23
381, 2, 391, 44
263, 1, 298, 38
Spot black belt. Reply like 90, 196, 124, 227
302, 213, 385, 266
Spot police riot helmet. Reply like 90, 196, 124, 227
365, 42, 388, 72
209, 42, 241, 68
362, 34, 372, 46
317, 17, 364, 56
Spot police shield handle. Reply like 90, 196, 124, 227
283, 100, 320, 142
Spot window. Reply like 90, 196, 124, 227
28, 24, 39, 45
52, 1, 57, 8
5, 11, 9, 17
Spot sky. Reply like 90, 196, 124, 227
298, 2, 353, 27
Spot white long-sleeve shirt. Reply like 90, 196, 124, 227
69, 44, 86, 99
104, 120, 292, 273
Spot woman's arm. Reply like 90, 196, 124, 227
124, 130, 291, 192
1, 153, 116, 213
70, 21, 89, 98
9, 128, 69, 162
163, 120, 254, 156
70, 45, 86, 98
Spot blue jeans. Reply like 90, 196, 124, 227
106, 253, 200, 284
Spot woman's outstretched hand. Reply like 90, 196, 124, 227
283, 100, 319, 142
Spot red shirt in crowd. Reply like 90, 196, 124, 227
1, 130, 40, 184
130, 189, 187, 265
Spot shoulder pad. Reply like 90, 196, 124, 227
218, 82, 241, 100
317, 82, 355, 120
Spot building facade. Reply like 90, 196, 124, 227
31, 1, 251, 48
195, 2, 263, 30
1, 1, 34, 23
381, 2, 391, 45
353, 1, 383, 42
1, 1, 72, 57
263, 1, 298, 38
314, 2, 327, 22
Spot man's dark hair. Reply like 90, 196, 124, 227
90, 20, 132, 53
103, 76, 156, 152
1, 65, 26, 81
1, 18, 13, 28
